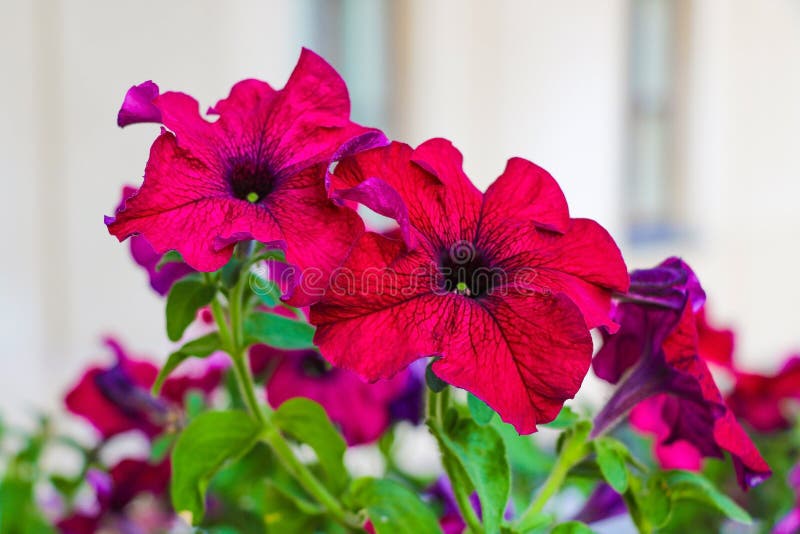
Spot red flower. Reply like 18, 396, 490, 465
106, 49, 386, 305
311, 140, 628, 433
64, 338, 222, 439
593, 258, 770, 489
696, 306, 735, 369
250, 345, 423, 445
727, 355, 800, 432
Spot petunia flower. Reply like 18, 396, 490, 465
592, 258, 771, 489
727, 355, 800, 432
115, 185, 196, 295
106, 49, 387, 305
57, 458, 172, 534
64, 338, 222, 440
250, 345, 423, 445
311, 140, 629, 433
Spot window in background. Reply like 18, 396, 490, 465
625, 0, 690, 245
301, 0, 396, 132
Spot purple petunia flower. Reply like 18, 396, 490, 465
592, 258, 771, 490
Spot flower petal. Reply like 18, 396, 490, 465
311, 232, 442, 379
432, 290, 593, 434
330, 142, 448, 248
481, 157, 570, 234
493, 218, 629, 331
117, 81, 161, 127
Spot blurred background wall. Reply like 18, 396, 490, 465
1, 0, 799, 416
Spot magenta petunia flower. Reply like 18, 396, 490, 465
592, 258, 771, 489
311, 140, 629, 433
106, 49, 387, 305
57, 458, 171, 534
116, 186, 196, 295
64, 338, 222, 439
250, 345, 423, 445
727, 355, 800, 432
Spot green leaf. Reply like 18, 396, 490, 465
425, 360, 447, 392
165, 277, 216, 342
220, 257, 244, 289
542, 406, 580, 429
171, 411, 261, 524
250, 273, 281, 307
150, 433, 177, 463
593, 438, 629, 493
262, 484, 327, 533
152, 332, 222, 395
640, 474, 672, 528
551, 521, 597, 533
243, 311, 315, 349
271, 398, 348, 492
467, 393, 495, 425
662, 470, 752, 524
155, 250, 183, 272
431, 416, 510, 533
347, 478, 442, 534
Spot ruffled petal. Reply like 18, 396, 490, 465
331, 142, 449, 248
481, 157, 570, 234
493, 218, 629, 331
117, 81, 161, 127
411, 138, 483, 242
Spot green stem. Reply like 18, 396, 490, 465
209, 261, 358, 530
230, 348, 267, 425
426, 387, 484, 534
515, 429, 589, 531
262, 425, 361, 529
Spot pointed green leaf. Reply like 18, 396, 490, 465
348, 478, 442, 534
152, 332, 222, 395
243, 312, 315, 349
431, 416, 510, 533
594, 437, 629, 493
662, 470, 752, 524
467, 393, 495, 425
171, 411, 261, 524
155, 250, 183, 272
250, 273, 281, 307
271, 398, 348, 492
552, 521, 597, 533
425, 360, 448, 392
165, 277, 216, 342
542, 406, 580, 429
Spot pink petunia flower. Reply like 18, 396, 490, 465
592, 258, 771, 490
64, 338, 222, 440
106, 49, 387, 305
311, 140, 629, 433
250, 345, 423, 445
